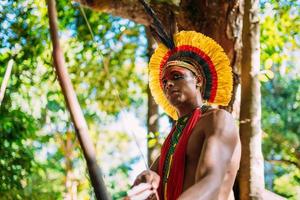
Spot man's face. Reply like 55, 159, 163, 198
161, 66, 199, 107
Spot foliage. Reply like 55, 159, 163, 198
0, 107, 62, 199
2, 0, 299, 199
260, 0, 300, 199
0, 0, 148, 199
0, 108, 37, 194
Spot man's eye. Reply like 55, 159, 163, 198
162, 79, 167, 86
173, 74, 183, 79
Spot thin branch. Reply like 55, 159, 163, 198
74, 0, 151, 25
73, 0, 177, 26
266, 159, 300, 169
0, 59, 14, 106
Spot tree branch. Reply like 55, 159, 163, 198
266, 159, 300, 169
0, 59, 14, 106
74, 0, 157, 25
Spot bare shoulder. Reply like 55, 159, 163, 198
201, 108, 234, 124
200, 108, 238, 140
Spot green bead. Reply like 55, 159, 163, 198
162, 114, 191, 183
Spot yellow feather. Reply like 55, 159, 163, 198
149, 31, 233, 119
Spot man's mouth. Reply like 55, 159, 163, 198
168, 89, 180, 96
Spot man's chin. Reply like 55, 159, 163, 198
168, 98, 184, 107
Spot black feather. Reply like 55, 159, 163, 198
138, 0, 175, 49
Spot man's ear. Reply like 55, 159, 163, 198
195, 75, 202, 88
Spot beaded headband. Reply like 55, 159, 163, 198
164, 60, 200, 77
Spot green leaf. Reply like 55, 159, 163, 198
265, 70, 275, 79
258, 74, 269, 82
264, 58, 273, 69
46, 100, 62, 112
148, 138, 157, 148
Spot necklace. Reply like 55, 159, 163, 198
162, 105, 210, 183
162, 113, 190, 183
162, 105, 209, 184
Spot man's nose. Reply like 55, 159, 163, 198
165, 80, 174, 89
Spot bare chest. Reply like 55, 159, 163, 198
181, 124, 206, 190
185, 125, 206, 166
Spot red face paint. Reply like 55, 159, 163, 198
162, 67, 187, 84
161, 66, 194, 90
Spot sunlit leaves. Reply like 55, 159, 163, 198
258, 69, 275, 82
260, 0, 300, 76
273, 169, 300, 199
260, 0, 300, 198
0, 108, 38, 194
46, 100, 63, 112
1, 0, 148, 198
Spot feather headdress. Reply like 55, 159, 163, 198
139, 0, 233, 120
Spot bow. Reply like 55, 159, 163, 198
46, 0, 111, 199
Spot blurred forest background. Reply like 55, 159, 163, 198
0, 0, 299, 199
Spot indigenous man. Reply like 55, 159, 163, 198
125, 30, 241, 200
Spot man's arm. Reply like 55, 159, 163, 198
178, 109, 239, 200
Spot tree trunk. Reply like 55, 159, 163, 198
146, 28, 159, 166
75, 0, 247, 197
64, 131, 78, 200
239, 0, 264, 199
76, 0, 243, 111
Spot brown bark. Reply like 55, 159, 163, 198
55, 131, 78, 200
239, 0, 264, 199
75, 0, 243, 111
75, 0, 169, 25
75, 0, 246, 197
64, 131, 78, 200
76, 0, 238, 57
146, 28, 159, 166
147, 87, 158, 165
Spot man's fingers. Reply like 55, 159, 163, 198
145, 171, 154, 183
133, 170, 154, 185
133, 171, 149, 185
127, 183, 155, 200
151, 173, 160, 189
133, 170, 160, 191
129, 190, 154, 200
127, 183, 152, 196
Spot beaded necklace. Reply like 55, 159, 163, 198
162, 114, 190, 184
161, 106, 209, 199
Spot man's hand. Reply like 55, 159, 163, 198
133, 170, 160, 187
124, 183, 155, 200
124, 170, 160, 200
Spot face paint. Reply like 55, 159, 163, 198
161, 67, 195, 89
162, 68, 186, 88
